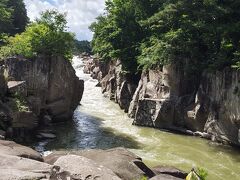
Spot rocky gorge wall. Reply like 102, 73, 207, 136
84, 56, 240, 146
0, 55, 84, 141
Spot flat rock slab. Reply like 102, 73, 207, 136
54, 154, 121, 180
0, 154, 52, 180
0, 140, 43, 161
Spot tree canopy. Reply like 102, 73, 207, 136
0, 0, 28, 36
90, 0, 240, 71
0, 10, 75, 61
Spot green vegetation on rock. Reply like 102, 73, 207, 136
8, 93, 29, 112
90, 0, 240, 71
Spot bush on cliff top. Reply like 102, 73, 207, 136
90, 0, 240, 71
0, 10, 75, 61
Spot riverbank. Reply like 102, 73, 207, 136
0, 139, 188, 180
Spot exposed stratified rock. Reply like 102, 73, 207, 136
4, 56, 84, 122
197, 68, 240, 145
131, 65, 196, 129
130, 65, 240, 145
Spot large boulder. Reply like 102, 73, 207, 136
0, 140, 43, 161
54, 155, 121, 180
4, 56, 84, 122
0, 141, 52, 180
0, 154, 52, 180
45, 147, 155, 180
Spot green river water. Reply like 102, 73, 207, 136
34, 57, 240, 180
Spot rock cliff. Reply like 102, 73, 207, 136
84, 56, 240, 146
0, 55, 84, 140
4, 55, 84, 121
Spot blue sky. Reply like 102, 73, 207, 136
24, 0, 106, 40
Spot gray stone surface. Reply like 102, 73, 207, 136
0, 140, 43, 161
45, 147, 154, 180
54, 155, 121, 180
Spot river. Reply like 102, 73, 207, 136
34, 56, 240, 180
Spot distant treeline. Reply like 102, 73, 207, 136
74, 40, 92, 55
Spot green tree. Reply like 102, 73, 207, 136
90, 0, 240, 72
91, 0, 148, 72
7, 0, 28, 34
0, 0, 12, 37
0, 10, 75, 61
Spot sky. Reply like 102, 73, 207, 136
23, 0, 106, 40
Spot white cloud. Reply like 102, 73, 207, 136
24, 0, 106, 40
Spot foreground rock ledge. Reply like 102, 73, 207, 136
0, 140, 187, 180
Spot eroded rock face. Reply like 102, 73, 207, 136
4, 56, 84, 122
86, 59, 139, 112
198, 68, 240, 145
130, 65, 240, 145
130, 65, 198, 130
